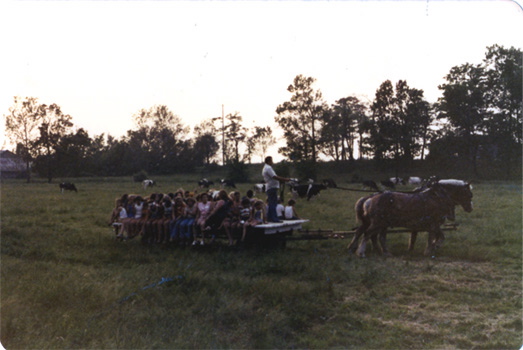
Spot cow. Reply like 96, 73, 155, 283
322, 178, 337, 188
380, 179, 396, 190
253, 183, 266, 193
198, 178, 214, 188
362, 180, 379, 192
407, 176, 423, 185
59, 182, 77, 193
220, 179, 236, 188
142, 179, 156, 190
390, 177, 405, 185
290, 183, 327, 201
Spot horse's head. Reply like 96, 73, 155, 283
438, 180, 473, 212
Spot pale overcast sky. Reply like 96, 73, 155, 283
1, 0, 522, 155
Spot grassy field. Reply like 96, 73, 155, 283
1, 174, 521, 349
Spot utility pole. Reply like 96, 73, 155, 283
221, 104, 225, 165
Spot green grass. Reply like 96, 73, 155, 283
1, 176, 521, 349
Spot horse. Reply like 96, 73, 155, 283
347, 180, 473, 257
407, 179, 473, 251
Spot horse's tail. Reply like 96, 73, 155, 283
354, 195, 372, 225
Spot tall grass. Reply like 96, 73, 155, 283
1, 176, 521, 349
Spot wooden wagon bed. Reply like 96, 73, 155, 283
244, 219, 309, 248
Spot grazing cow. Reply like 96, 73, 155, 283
390, 177, 405, 185
290, 183, 327, 201
253, 183, 266, 193
59, 182, 77, 193
143, 179, 156, 190
362, 180, 379, 192
220, 179, 236, 188
198, 178, 214, 188
323, 178, 337, 188
380, 179, 396, 190
348, 179, 473, 257
408, 176, 422, 185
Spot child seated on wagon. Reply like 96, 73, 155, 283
284, 199, 300, 220
178, 196, 198, 246
241, 200, 267, 242
111, 198, 131, 240
193, 193, 214, 245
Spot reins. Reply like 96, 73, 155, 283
333, 186, 380, 193
333, 186, 423, 194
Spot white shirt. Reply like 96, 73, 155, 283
276, 204, 284, 217
134, 202, 144, 219
284, 206, 294, 219
262, 163, 279, 190
119, 207, 128, 219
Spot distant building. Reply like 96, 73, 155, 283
0, 150, 27, 179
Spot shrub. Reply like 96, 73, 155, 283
226, 161, 249, 183
132, 170, 148, 183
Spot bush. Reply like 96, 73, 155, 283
273, 161, 291, 178
293, 160, 317, 180
132, 170, 148, 183
226, 161, 249, 183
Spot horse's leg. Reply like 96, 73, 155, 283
371, 233, 379, 252
408, 231, 418, 251
378, 229, 392, 257
434, 230, 446, 249
348, 226, 365, 253
424, 226, 443, 256
356, 225, 381, 258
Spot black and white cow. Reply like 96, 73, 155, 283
59, 182, 77, 193
290, 183, 327, 201
198, 178, 214, 188
220, 179, 236, 188
390, 177, 405, 185
253, 183, 266, 193
407, 176, 422, 185
380, 179, 396, 190
143, 179, 156, 190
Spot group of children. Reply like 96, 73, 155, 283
110, 189, 301, 246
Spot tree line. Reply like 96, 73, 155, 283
4, 45, 521, 182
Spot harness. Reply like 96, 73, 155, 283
377, 187, 454, 228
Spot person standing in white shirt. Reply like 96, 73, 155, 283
262, 156, 291, 223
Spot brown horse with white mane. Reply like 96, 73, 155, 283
348, 179, 473, 257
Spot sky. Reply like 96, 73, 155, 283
1, 0, 522, 159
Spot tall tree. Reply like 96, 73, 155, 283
275, 75, 326, 162
394, 81, 432, 160
249, 126, 276, 163
53, 128, 94, 177
4, 96, 44, 182
437, 63, 487, 174
193, 120, 220, 166
368, 80, 431, 162
129, 105, 189, 174
34, 103, 73, 183
320, 96, 367, 161
482, 44, 522, 171
223, 112, 247, 163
